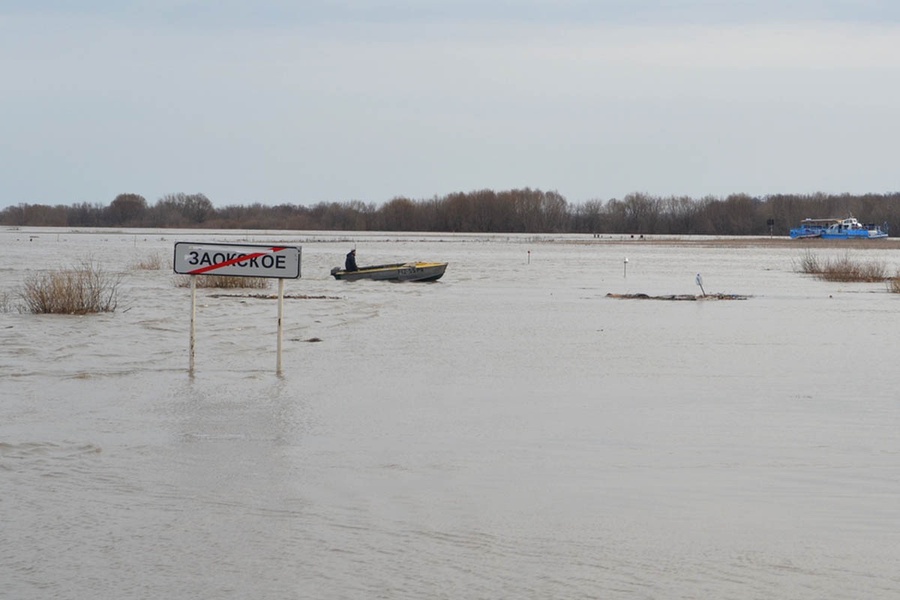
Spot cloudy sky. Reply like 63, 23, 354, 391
2, 1, 899, 209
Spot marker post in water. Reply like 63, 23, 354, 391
624, 257, 628, 278
174, 242, 301, 375
696, 273, 706, 297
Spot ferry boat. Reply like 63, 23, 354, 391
789, 216, 888, 239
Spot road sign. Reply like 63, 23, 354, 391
173, 242, 301, 279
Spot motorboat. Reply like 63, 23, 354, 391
330, 261, 448, 282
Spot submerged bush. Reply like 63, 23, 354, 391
0, 290, 15, 313
796, 250, 821, 275
130, 252, 167, 270
175, 274, 270, 289
795, 251, 887, 282
21, 260, 122, 314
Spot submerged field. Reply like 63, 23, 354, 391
3, 228, 900, 599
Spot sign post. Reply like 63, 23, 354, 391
190, 274, 197, 373
174, 242, 302, 375
276, 279, 285, 374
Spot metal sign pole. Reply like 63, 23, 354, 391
189, 274, 197, 374
276, 278, 284, 375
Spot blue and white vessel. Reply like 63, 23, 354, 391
790, 216, 888, 239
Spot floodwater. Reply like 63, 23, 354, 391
2, 228, 899, 599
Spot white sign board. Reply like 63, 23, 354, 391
173, 242, 301, 279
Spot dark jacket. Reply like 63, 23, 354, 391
345, 251, 358, 271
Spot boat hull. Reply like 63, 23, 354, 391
789, 230, 822, 239
331, 262, 447, 282
791, 229, 889, 239
819, 230, 888, 240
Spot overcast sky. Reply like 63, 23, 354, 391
2, 1, 899, 209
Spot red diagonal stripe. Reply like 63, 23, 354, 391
187, 246, 287, 275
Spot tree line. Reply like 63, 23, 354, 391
2, 189, 899, 236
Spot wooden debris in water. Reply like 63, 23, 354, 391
208, 293, 341, 300
606, 293, 748, 301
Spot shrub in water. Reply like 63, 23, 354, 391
796, 250, 821, 275
21, 260, 121, 314
795, 251, 886, 282
0, 291, 14, 313
888, 276, 900, 294
130, 252, 167, 270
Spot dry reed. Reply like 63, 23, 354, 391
130, 252, 167, 270
796, 250, 887, 282
0, 291, 14, 313
175, 274, 270, 289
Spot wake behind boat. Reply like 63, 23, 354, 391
789, 216, 888, 239
331, 261, 448, 282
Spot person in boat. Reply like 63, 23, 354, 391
345, 249, 358, 272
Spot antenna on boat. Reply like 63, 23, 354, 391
695, 273, 705, 297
